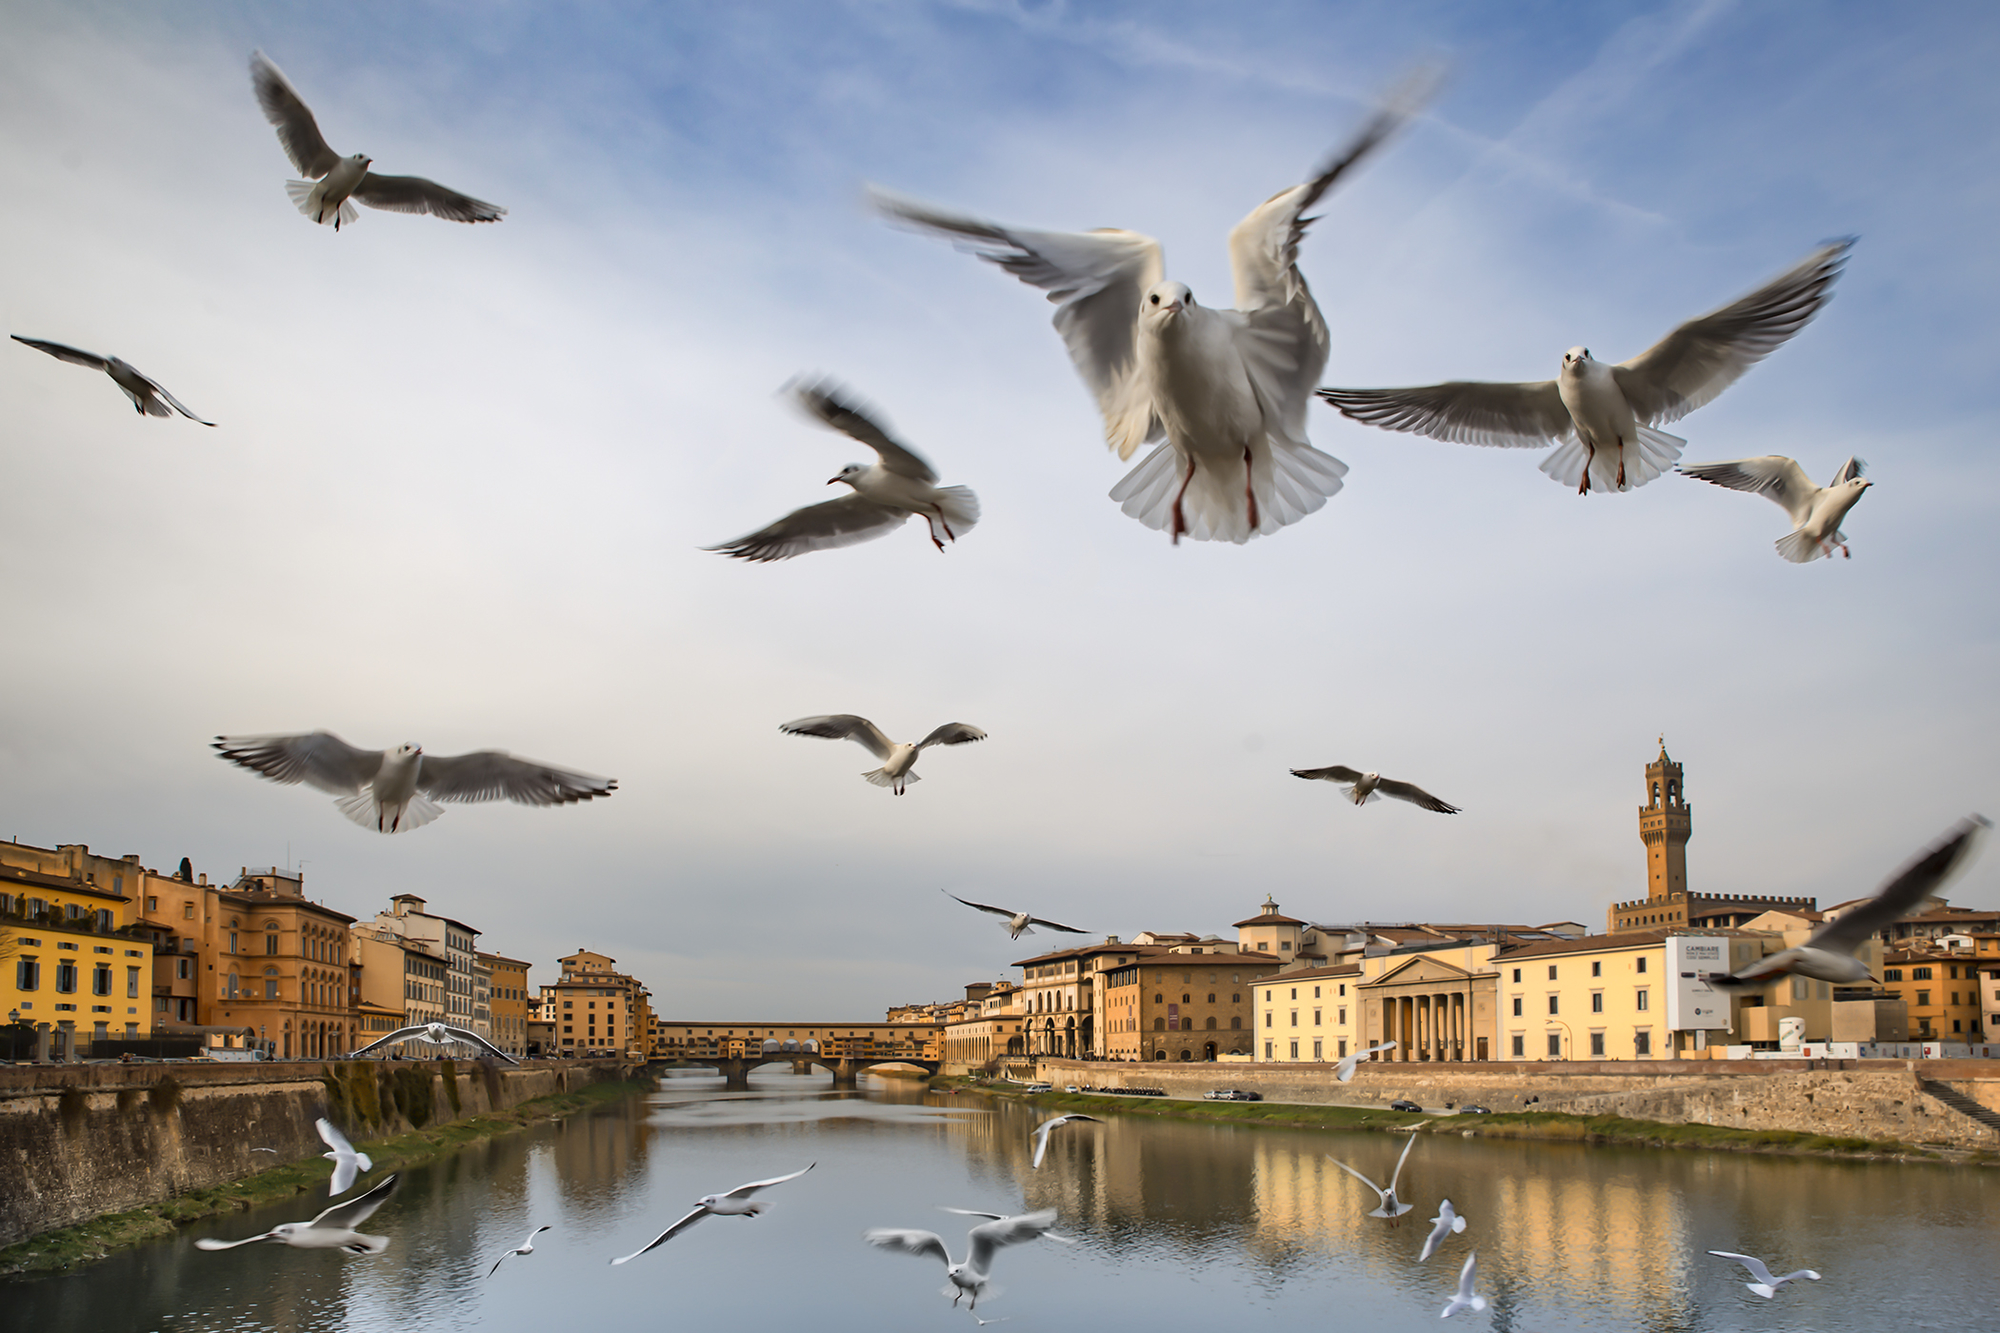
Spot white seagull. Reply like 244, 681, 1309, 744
212, 731, 615, 833
1293, 766, 1460, 814
1334, 1040, 1398, 1082
11, 336, 213, 424
707, 379, 981, 562
1709, 816, 1988, 988
350, 1021, 520, 1064
316, 1117, 372, 1196
864, 1208, 1068, 1310
1419, 1198, 1468, 1262
1709, 1250, 1822, 1299
1328, 1133, 1418, 1220
1318, 240, 1852, 495
1030, 1114, 1103, 1169
871, 84, 1428, 545
488, 1225, 552, 1277
780, 716, 986, 795
250, 51, 506, 230
609, 1164, 815, 1265
943, 891, 1088, 941
195, 1174, 398, 1256
1678, 455, 1871, 562
1441, 1251, 1488, 1319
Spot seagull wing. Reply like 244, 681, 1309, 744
351, 173, 506, 223
249, 51, 342, 178
310, 1174, 399, 1231
1375, 778, 1461, 814
944, 891, 1019, 921
1023, 915, 1090, 935
966, 1210, 1059, 1271
316, 1119, 361, 1193
1325, 1154, 1385, 1197
871, 187, 1165, 461
917, 723, 987, 750
781, 715, 895, 760
213, 732, 382, 794
1614, 240, 1852, 425
130, 369, 215, 426
11, 335, 110, 371
350, 1026, 430, 1057
705, 495, 908, 563
414, 751, 614, 808
608, 1208, 708, 1264
1293, 765, 1367, 784
1678, 456, 1818, 525
1317, 381, 1572, 449
1831, 456, 1866, 486
195, 1231, 278, 1250
1807, 816, 1990, 955
1386, 1129, 1418, 1194
864, 1228, 952, 1268
791, 378, 937, 483
717, 1163, 815, 1199
436, 1024, 521, 1063
1709, 1251, 1779, 1286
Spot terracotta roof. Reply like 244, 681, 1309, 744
1011, 941, 1166, 968
1495, 930, 1673, 960
1234, 911, 1305, 926
0, 865, 132, 902
1250, 962, 1361, 985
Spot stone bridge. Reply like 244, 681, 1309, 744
649, 1020, 941, 1091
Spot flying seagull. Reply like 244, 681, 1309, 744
1441, 1251, 1488, 1319
1419, 1198, 1467, 1262
1318, 240, 1852, 495
864, 1208, 1068, 1310
1292, 766, 1460, 814
1709, 1250, 1822, 1299
350, 1021, 520, 1064
212, 731, 615, 833
195, 1174, 398, 1256
250, 51, 505, 230
316, 1117, 372, 1196
780, 716, 986, 795
1709, 816, 1988, 987
11, 336, 213, 424
1030, 1114, 1103, 1169
1327, 1133, 1418, 1220
487, 1225, 551, 1277
1678, 455, 1871, 562
609, 1164, 814, 1265
942, 891, 1087, 941
1334, 1040, 1398, 1082
707, 379, 980, 562
871, 80, 1430, 544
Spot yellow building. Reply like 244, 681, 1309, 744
0, 842, 152, 1056
941, 981, 1028, 1071
541, 949, 653, 1057
1249, 964, 1363, 1063
1103, 948, 1278, 1062
205, 869, 360, 1060
481, 952, 532, 1057
1881, 946, 1985, 1041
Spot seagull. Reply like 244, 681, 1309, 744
864, 1208, 1067, 1310
350, 1021, 520, 1064
1328, 1133, 1418, 1220
195, 1174, 398, 1256
943, 891, 1088, 941
11, 336, 214, 424
609, 1164, 815, 1265
316, 1117, 372, 1196
250, 1147, 277, 1153
212, 732, 615, 833
1709, 1250, 1822, 1299
779, 716, 986, 795
1334, 1040, 1398, 1083
1708, 816, 1989, 987
250, 51, 505, 230
1292, 766, 1460, 814
1318, 240, 1852, 495
1419, 1198, 1468, 1262
707, 379, 981, 562
1030, 1114, 1103, 1169
871, 81, 1429, 544
1678, 455, 1871, 562
488, 1225, 551, 1277
1441, 1251, 1488, 1319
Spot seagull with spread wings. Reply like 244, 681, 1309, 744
1030, 1115, 1103, 1169
942, 891, 1087, 941
212, 732, 614, 833
608, 1165, 814, 1265
487, 1225, 551, 1277
871, 80, 1429, 544
1292, 766, 1460, 814
707, 379, 980, 562
1334, 1040, 1398, 1082
864, 1208, 1069, 1310
780, 716, 985, 795
1709, 1250, 1822, 1299
250, 51, 505, 230
1419, 1198, 1468, 1262
1440, 1251, 1488, 1318
1328, 1133, 1418, 1221
350, 1021, 520, 1064
11, 335, 213, 424
195, 1175, 399, 1256
1679, 455, 1871, 561
1319, 240, 1852, 494
316, 1118, 372, 1195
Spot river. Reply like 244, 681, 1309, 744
7, 1070, 1995, 1331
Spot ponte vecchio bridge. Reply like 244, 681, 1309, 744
650, 1020, 941, 1089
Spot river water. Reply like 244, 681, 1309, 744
8, 1070, 1996, 1332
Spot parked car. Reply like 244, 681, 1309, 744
1458, 1105, 1493, 1115
1022, 1082, 1053, 1093
1064, 1085, 1082, 1094
1204, 1089, 1262, 1101
1388, 1098, 1422, 1112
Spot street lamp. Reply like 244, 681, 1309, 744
1547, 1019, 1573, 1061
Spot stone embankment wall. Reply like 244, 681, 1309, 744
1033, 1057, 2000, 1150
0, 1058, 635, 1248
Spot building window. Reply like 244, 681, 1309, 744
1913, 967, 1933, 980
1590, 1032, 1605, 1056
56, 962, 78, 994
183, 903, 195, 919
1635, 990, 1649, 1011
1264, 1041, 1273, 1059
1547, 1033, 1561, 1058
92, 965, 111, 996
1290, 1011, 1298, 1027
1636, 957, 1648, 974
1547, 995, 1559, 1015
1511, 1034, 1524, 1057
1312, 1039, 1322, 1059
1591, 993, 1604, 1013
1591, 961, 1602, 977
1288, 1041, 1299, 1059
1548, 965, 1558, 980
15, 959, 38, 991
1634, 1031, 1651, 1056
1512, 997, 1522, 1017
1154, 1019, 1165, 1031
1917, 991, 1931, 1007
127, 968, 140, 998
1264, 1011, 1272, 1027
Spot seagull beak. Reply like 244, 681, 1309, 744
827, 477, 841, 485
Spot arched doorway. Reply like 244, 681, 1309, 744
1203, 1042, 1217, 1061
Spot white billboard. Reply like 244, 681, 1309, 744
1665, 937, 1732, 1030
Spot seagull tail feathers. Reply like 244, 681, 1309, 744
286, 178, 357, 228
1470, 1297, 1488, 1313
1775, 529, 1825, 563
1747, 1283, 1777, 1299
931, 486, 981, 538
1451, 1216, 1467, 1233
1108, 436, 1347, 544
862, 768, 917, 789
335, 790, 444, 833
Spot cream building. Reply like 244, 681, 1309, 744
481, 952, 532, 1057
940, 981, 1028, 1071
541, 949, 653, 1057
366, 895, 481, 1033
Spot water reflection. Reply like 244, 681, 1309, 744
5, 1069, 1995, 1333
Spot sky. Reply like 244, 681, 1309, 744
2, 0, 1996, 1018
